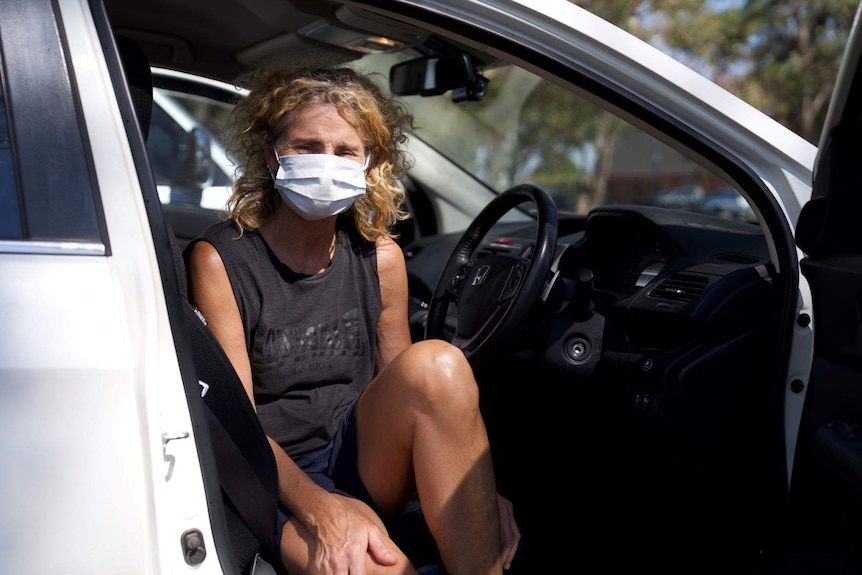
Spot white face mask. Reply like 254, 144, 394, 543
272, 152, 368, 221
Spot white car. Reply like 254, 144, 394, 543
700, 187, 757, 222
1, 0, 860, 574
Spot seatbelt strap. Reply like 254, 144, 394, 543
202, 401, 281, 563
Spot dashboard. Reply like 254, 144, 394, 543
404, 204, 776, 420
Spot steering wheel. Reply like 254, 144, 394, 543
425, 184, 558, 365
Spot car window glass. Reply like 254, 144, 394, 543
150, 87, 235, 210
359, 53, 755, 225
0, 1, 100, 246
0, 74, 21, 239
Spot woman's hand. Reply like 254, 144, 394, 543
305, 494, 397, 574
498, 493, 520, 570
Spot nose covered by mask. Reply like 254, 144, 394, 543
272, 151, 368, 221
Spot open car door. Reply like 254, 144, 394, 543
790, 3, 862, 574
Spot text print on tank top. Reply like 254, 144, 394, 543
262, 306, 365, 376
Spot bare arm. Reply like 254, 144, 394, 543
374, 235, 412, 371
187, 242, 255, 402
187, 241, 396, 573
187, 241, 326, 506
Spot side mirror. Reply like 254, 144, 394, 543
390, 54, 488, 102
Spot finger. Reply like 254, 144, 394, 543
366, 528, 398, 567
348, 548, 368, 575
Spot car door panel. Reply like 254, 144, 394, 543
789, 2, 862, 574
0, 1, 231, 572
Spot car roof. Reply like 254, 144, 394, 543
105, 0, 428, 85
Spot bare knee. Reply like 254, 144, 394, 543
399, 340, 479, 413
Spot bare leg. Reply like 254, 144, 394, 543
279, 494, 418, 574
357, 339, 503, 575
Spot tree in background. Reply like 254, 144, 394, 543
597, 0, 858, 143
401, 1, 858, 214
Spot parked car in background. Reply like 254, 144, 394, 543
649, 183, 706, 210
3, 0, 862, 574
701, 187, 757, 222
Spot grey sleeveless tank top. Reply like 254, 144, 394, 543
191, 218, 381, 457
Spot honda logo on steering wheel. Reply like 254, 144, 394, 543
472, 265, 491, 286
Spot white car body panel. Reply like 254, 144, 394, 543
64, 4, 223, 572
0, 1, 221, 573
785, 271, 815, 483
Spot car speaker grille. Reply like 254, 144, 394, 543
648, 273, 708, 302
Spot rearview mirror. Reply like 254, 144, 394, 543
390, 54, 488, 102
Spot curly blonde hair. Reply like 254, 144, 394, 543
223, 66, 414, 241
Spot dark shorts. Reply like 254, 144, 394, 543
274, 397, 375, 544
273, 399, 440, 568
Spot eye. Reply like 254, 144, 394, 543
338, 148, 364, 161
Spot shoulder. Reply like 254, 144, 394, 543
375, 234, 406, 278
187, 239, 226, 276
186, 220, 260, 271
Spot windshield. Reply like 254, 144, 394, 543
357, 51, 755, 224
151, 50, 755, 226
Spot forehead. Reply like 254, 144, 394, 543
281, 103, 364, 145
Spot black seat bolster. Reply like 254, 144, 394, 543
183, 300, 284, 574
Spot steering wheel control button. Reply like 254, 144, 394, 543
502, 263, 525, 299
564, 335, 591, 364
451, 264, 471, 290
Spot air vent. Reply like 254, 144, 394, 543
648, 273, 708, 302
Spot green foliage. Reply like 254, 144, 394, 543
587, 0, 859, 142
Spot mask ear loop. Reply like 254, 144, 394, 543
270, 145, 281, 182
362, 148, 373, 171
